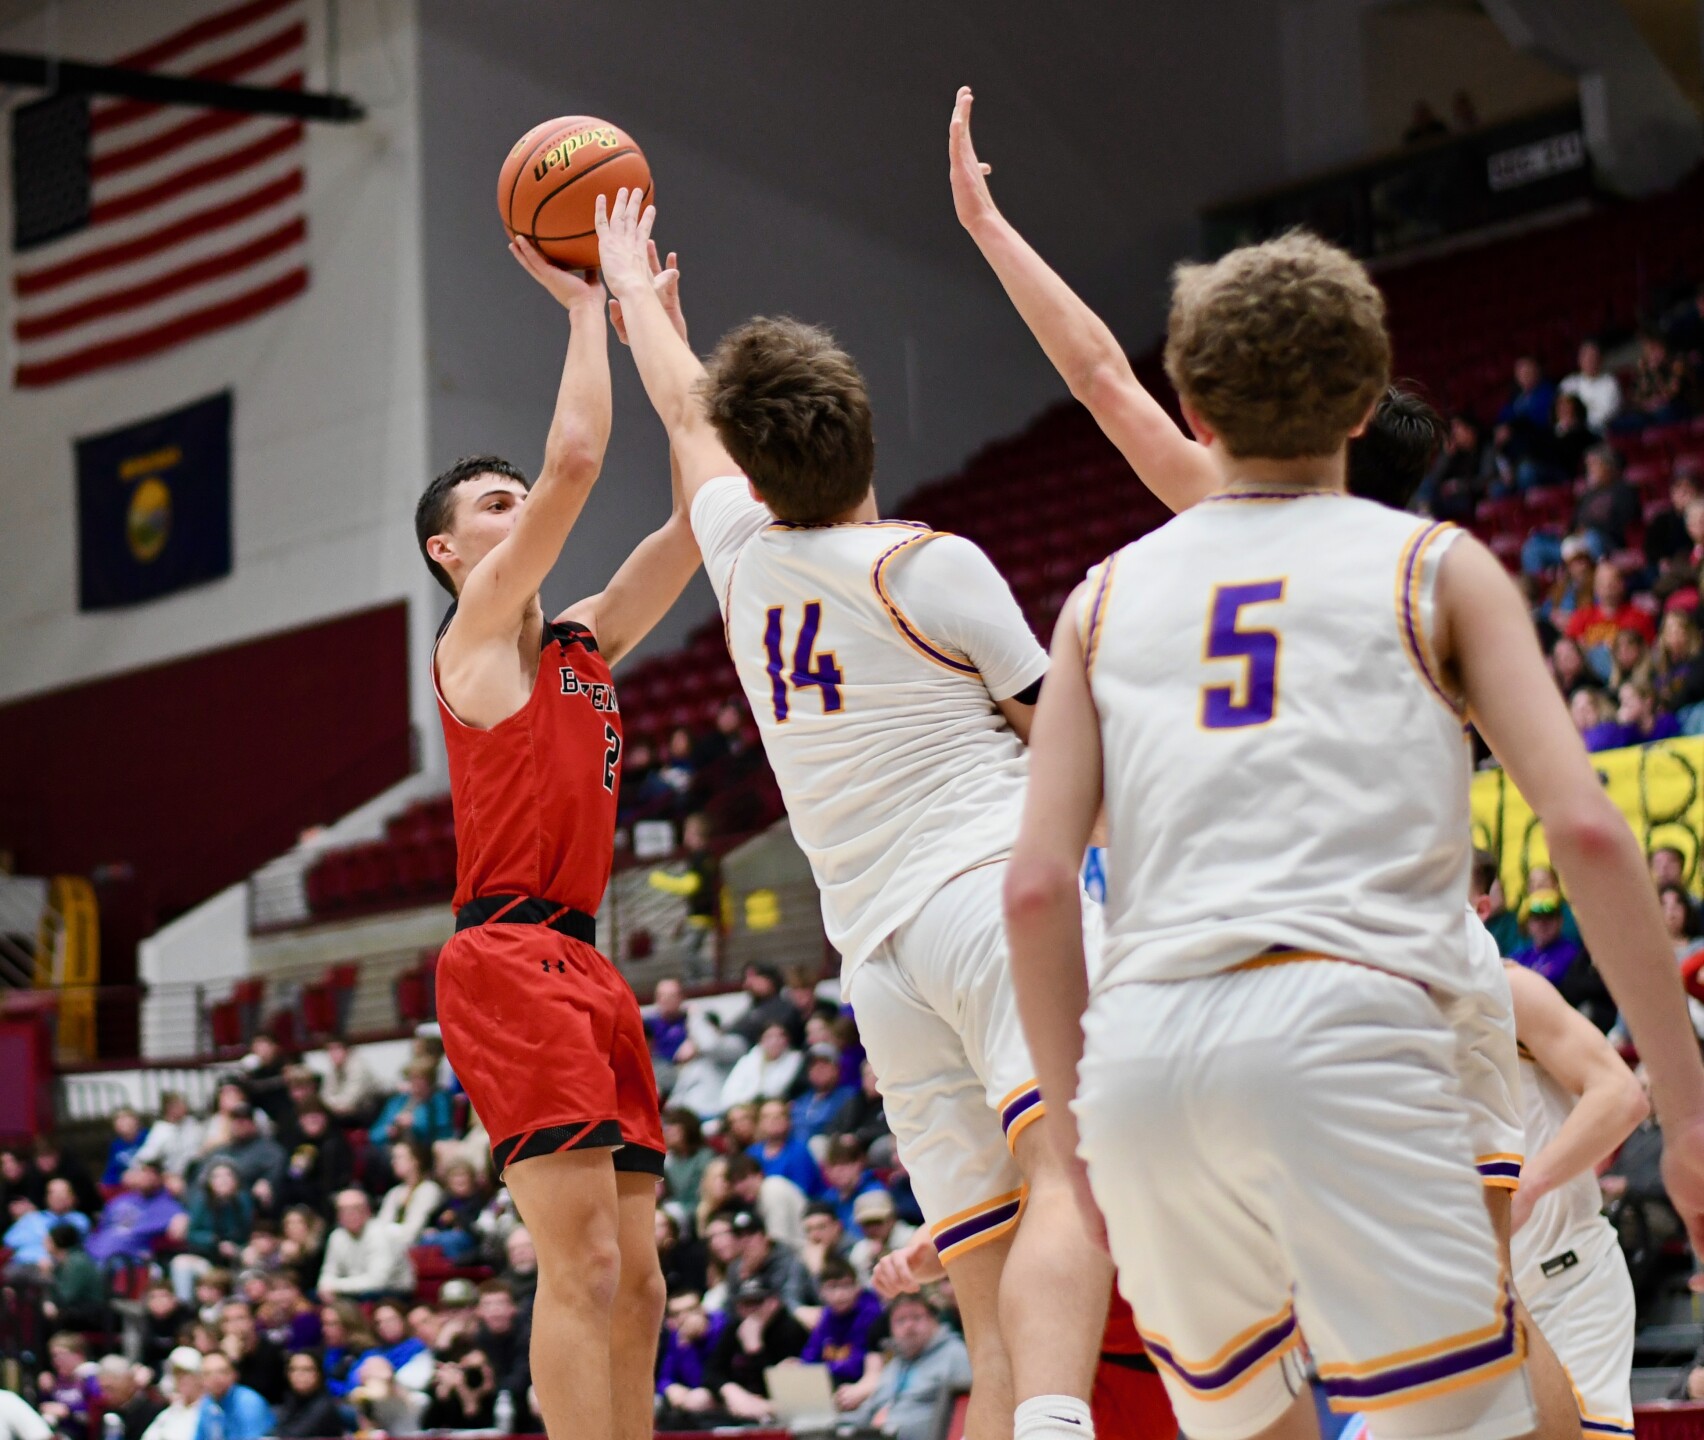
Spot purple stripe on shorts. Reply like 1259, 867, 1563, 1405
1143, 1310, 1298, 1393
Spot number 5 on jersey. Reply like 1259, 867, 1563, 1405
763, 602, 844, 722
1200, 580, 1285, 730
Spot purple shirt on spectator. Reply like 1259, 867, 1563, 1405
656, 1311, 727, 1394
801, 1289, 884, 1385
86, 1188, 185, 1262
646, 1013, 689, 1064
1511, 938, 1583, 987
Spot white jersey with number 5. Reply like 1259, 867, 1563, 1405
690, 475, 1048, 980
1084, 489, 1472, 992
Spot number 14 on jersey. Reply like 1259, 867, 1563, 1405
763, 602, 844, 722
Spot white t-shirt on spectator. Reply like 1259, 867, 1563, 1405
1561, 371, 1622, 431
691, 476, 1046, 980
719, 1045, 803, 1111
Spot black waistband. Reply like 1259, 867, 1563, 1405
455, 895, 597, 946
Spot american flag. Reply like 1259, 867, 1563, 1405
8, 0, 310, 389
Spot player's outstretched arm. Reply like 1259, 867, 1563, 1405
949, 87, 1215, 513
595, 189, 736, 506
1002, 582, 1107, 1247
560, 254, 703, 664
560, 446, 700, 666
455, 239, 611, 637
1505, 962, 1648, 1233
1438, 535, 1704, 1243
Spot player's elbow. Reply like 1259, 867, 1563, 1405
1544, 791, 1630, 869
1072, 356, 1133, 411
1615, 1068, 1652, 1135
1003, 855, 1079, 929
540, 430, 606, 489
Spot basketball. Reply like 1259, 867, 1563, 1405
497, 116, 651, 271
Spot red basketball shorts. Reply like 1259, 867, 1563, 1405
1093, 1354, 1179, 1440
436, 922, 664, 1177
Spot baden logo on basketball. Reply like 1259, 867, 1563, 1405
532, 127, 622, 182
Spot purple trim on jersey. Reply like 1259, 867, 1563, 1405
1399, 523, 1457, 711
1143, 1308, 1298, 1393
1580, 1420, 1634, 1436
1319, 1288, 1517, 1404
870, 533, 980, 676
1475, 1159, 1522, 1183
933, 1195, 1023, 1256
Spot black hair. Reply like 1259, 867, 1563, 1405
1347, 384, 1444, 512
415, 455, 530, 597
47, 1222, 83, 1250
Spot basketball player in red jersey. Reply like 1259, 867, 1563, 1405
876, 1240, 1178, 1440
415, 235, 700, 1440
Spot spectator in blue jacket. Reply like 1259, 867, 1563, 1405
193, 1352, 274, 1440
101, 1109, 151, 1188
367, 1062, 455, 1150
747, 1100, 825, 1200
4, 1179, 89, 1271
792, 1045, 855, 1143
820, 1137, 886, 1237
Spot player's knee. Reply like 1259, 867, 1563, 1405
618, 1249, 666, 1325
541, 1234, 621, 1314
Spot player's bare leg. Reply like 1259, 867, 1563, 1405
1484, 1189, 1581, 1440
940, 1228, 1018, 1440
1005, 1121, 1115, 1420
611, 1170, 667, 1440
1247, 1388, 1324, 1440
504, 1150, 622, 1440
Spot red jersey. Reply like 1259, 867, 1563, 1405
435, 616, 621, 914
1102, 1288, 1145, 1357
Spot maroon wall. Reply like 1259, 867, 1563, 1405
0, 602, 414, 976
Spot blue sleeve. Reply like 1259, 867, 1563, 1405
799, 1317, 825, 1365
367, 1096, 402, 1146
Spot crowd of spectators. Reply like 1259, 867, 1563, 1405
1, 963, 964, 1439
1410, 286, 1704, 754
618, 703, 761, 827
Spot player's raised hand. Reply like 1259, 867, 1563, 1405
949, 86, 998, 233
509, 235, 602, 311
594, 188, 657, 301
610, 239, 684, 346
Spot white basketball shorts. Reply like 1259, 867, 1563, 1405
1437, 977, 1525, 1192
1075, 957, 1536, 1440
1522, 1225, 1636, 1439
848, 861, 1098, 1264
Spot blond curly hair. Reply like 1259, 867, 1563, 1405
1164, 231, 1390, 460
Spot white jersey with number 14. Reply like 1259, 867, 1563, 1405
690, 475, 1048, 981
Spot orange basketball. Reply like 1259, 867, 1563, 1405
497, 116, 651, 271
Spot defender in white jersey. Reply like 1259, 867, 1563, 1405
595, 189, 1112, 1440
998, 223, 1704, 1440
1504, 964, 1645, 1440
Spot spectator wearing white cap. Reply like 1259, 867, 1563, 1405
848, 1190, 915, 1282
138, 1350, 204, 1440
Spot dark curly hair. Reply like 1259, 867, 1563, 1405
698, 317, 874, 524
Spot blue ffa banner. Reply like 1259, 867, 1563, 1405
75, 392, 233, 610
